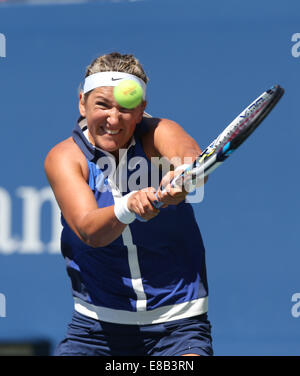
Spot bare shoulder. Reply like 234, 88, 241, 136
143, 116, 179, 130
141, 117, 190, 158
44, 137, 88, 181
143, 117, 187, 139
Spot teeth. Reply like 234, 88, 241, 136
105, 129, 120, 135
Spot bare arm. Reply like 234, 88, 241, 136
44, 139, 159, 248
152, 118, 202, 164
44, 139, 127, 247
143, 118, 207, 205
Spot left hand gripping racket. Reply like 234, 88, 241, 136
137, 84, 284, 221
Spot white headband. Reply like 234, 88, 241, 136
83, 71, 147, 99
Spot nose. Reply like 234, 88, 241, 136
106, 106, 121, 126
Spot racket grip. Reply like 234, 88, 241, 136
135, 172, 184, 222
136, 192, 163, 222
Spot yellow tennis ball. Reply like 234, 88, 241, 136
113, 79, 143, 109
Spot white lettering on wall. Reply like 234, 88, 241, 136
0, 186, 62, 255
0, 188, 19, 254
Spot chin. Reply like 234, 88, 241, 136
96, 140, 119, 153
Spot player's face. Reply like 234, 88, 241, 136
79, 87, 146, 158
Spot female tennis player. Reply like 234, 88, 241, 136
44, 52, 212, 356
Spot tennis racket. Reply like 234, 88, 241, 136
138, 84, 284, 219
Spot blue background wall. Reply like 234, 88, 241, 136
0, 0, 299, 355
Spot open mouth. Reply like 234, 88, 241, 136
100, 126, 121, 135
106, 129, 120, 135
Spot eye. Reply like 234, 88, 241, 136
119, 107, 134, 114
96, 101, 109, 109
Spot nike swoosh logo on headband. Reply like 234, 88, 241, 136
111, 77, 122, 81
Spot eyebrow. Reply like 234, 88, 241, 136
93, 95, 133, 111
93, 96, 110, 102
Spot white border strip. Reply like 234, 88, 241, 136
99, 142, 147, 312
74, 296, 208, 325
122, 226, 147, 311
